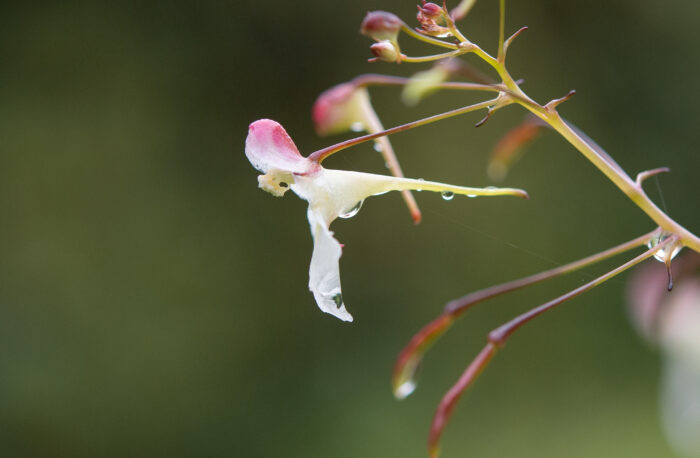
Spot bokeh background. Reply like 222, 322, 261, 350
1, 0, 699, 456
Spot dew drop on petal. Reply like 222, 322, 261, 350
339, 200, 364, 219
416, 178, 424, 191
332, 293, 343, 308
441, 191, 454, 201
467, 194, 477, 198
350, 122, 365, 132
373, 141, 384, 153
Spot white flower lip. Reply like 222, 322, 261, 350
245, 119, 527, 322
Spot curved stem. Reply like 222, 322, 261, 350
458, 38, 700, 253
359, 90, 422, 224
400, 24, 459, 50
428, 236, 676, 457
308, 98, 498, 163
351, 74, 502, 93
403, 50, 466, 63
392, 230, 656, 398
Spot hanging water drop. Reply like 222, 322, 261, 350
394, 379, 417, 400
441, 191, 455, 201
339, 200, 363, 219
332, 293, 343, 308
393, 357, 422, 400
647, 233, 682, 263
467, 194, 477, 198
416, 178, 424, 191
350, 122, 364, 132
373, 142, 384, 153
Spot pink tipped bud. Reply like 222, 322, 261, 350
370, 40, 401, 62
417, 2, 443, 19
360, 11, 402, 42
312, 82, 370, 136
416, 1, 451, 37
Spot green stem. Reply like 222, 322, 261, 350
351, 74, 502, 93
400, 24, 459, 50
461, 39, 700, 253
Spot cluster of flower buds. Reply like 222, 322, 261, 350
360, 11, 404, 63
416, 1, 452, 37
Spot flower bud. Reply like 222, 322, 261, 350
402, 62, 452, 106
312, 82, 371, 136
360, 11, 402, 42
417, 2, 443, 19
416, 1, 451, 37
370, 40, 401, 63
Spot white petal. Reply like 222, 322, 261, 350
307, 209, 353, 322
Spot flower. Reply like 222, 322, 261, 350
246, 119, 528, 322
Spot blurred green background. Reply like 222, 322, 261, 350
1, 0, 699, 456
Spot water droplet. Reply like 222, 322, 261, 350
647, 233, 682, 263
350, 122, 364, 132
394, 379, 417, 399
393, 357, 422, 399
339, 200, 363, 219
332, 293, 343, 308
416, 178, 424, 191
373, 142, 383, 153
441, 191, 454, 201
467, 194, 477, 198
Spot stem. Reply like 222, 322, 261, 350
308, 98, 498, 163
351, 73, 502, 93
400, 24, 459, 50
488, 235, 676, 344
445, 24, 700, 252
497, 0, 506, 61
392, 230, 656, 398
360, 97, 422, 224
428, 236, 676, 457
402, 50, 466, 63
542, 114, 700, 252
444, 229, 656, 316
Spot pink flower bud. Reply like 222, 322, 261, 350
360, 11, 402, 42
416, 1, 451, 37
417, 2, 443, 19
370, 40, 401, 63
312, 82, 370, 136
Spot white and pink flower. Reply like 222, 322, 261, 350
245, 119, 527, 322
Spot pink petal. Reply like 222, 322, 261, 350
245, 119, 315, 174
